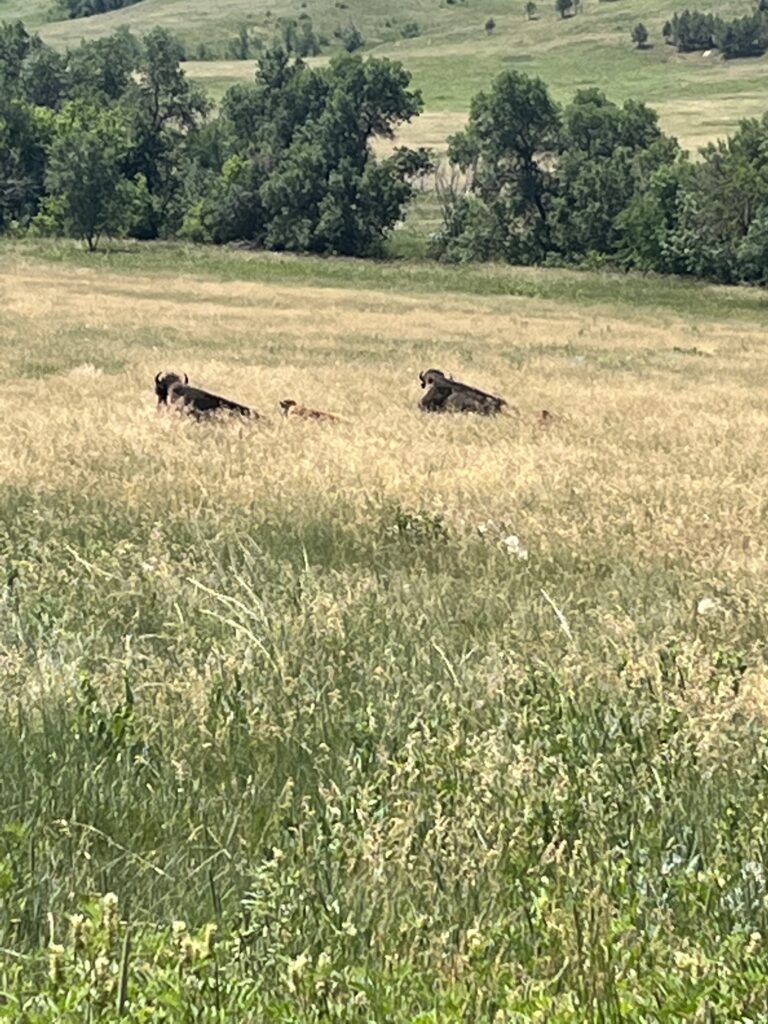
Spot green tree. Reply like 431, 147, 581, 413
201, 50, 426, 255
525, 1, 538, 18
485, 17, 496, 34
0, 20, 34, 94
126, 28, 209, 238
615, 160, 694, 273
67, 27, 142, 100
715, 11, 768, 58
550, 90, 678, 259
617, 113, 768, 282
442, 71, 561, 262
337, 23, 365, 52
737, 206, 768, 282
686, 115, 768, 279
0, 101, 55, 230
45, 103, 135, 249
632, 23, 649, 48
556, 0, 573, 19
0, 24, 62, 229
59, 0, 144, 18
227, 25, 252, 60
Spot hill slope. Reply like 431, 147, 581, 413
2, 0, 767, 149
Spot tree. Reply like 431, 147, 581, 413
59, 0, 145, 17
714, 11, 768, 58
45, 103, 135, 249
667, 10, 716, 52
200, 51, 427, 255
632, 23, 649, 48
441, 71, 561, 262
67, 27, 142, 100
125, 28, 210, 238
227, 25, 252, 60
432, 78, 680, 268
0, 20, 34, 94
550, 90, 677, 259
556, 0, 573, 18
525, 1, 538, 18
337, 23, 365, 52
0, 101, 56, 231
485, 17, 496, 34
0, 24, 63, 229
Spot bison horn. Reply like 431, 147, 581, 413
155, 372, 162, 386
183, 373, 189, 384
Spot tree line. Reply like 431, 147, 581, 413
59, 0, 144, 19
0, 21, 427, 252
662, 7, 768, 58
430, 72, 768, 285
1, 19, 768, 285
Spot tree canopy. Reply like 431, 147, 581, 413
0, 22, 427, 254
2, 18, 768, 284
192, 46, 428, 255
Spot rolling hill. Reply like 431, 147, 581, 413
2, 0, 767, 152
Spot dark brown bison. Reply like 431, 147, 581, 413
154, 372, 257, 419
419, 369, 506, 415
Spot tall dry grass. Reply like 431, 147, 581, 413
2, 246, 768, 1020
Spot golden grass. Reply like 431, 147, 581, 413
5, 248, 768, 1014
3, 253, 768, 594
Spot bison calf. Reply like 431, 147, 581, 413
279, 399, 340, 422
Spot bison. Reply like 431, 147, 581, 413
154, 372, 257, 419
419, 368, 506, 415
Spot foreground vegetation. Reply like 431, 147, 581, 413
2, 241, 768, 1019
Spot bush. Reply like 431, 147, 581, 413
632, 22, 649, 47
336, 23, 365, 52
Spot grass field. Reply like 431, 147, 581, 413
2, 239, 768, 1019
4, 0, 768, 152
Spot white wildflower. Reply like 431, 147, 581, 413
502, 534, 528, 560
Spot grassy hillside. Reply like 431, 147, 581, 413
3, 0, 768, 151
2, 239, 768, 1019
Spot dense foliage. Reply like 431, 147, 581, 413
186, 48, 428, 254
59, 0, 144, 19
2, 17, 768, 282
0, 20, 426, 254
430, 70, 768, 284
662, 7, 768, 57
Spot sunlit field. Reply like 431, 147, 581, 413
3, 240, 768, 1020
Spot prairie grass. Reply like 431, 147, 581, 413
2, 241, 768, 1019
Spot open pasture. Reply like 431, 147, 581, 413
2, 241, 768, 1018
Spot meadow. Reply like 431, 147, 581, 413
2, 239, 768, 1019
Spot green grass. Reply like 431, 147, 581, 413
4, 487, 768, 1020
3, 239, 768, 1018
6, 237, 768, 324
